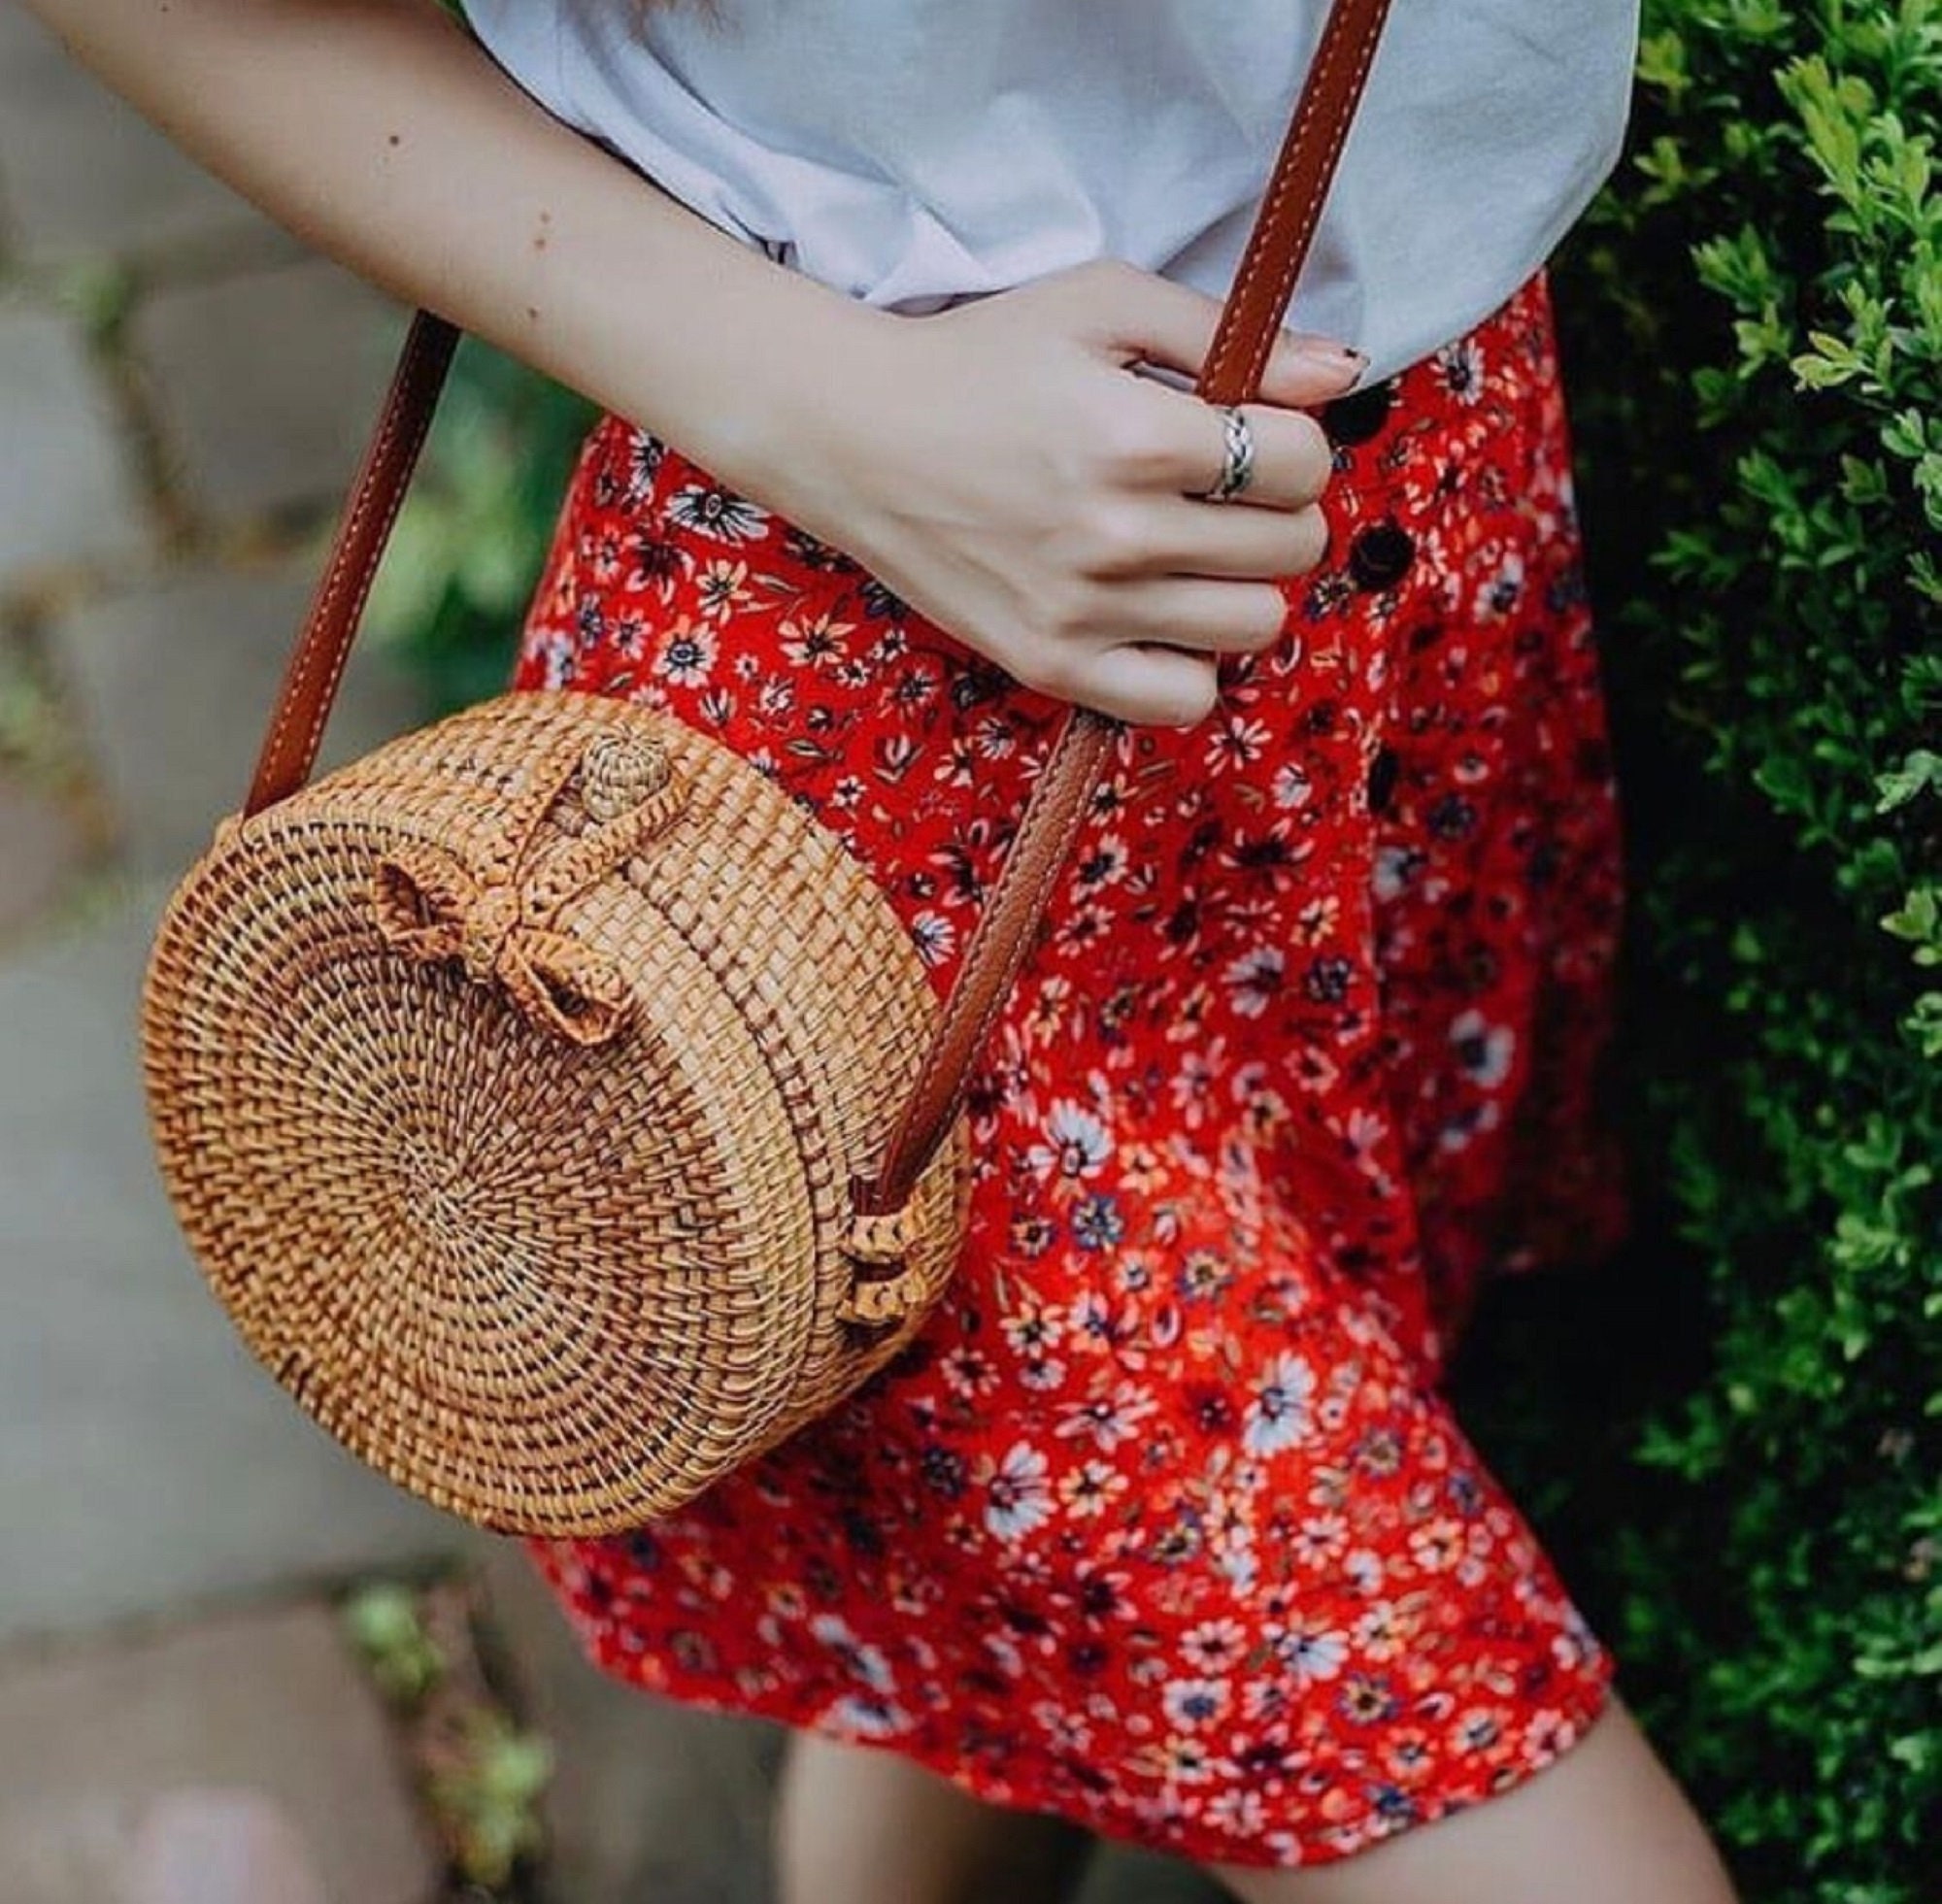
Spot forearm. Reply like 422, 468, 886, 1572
20, 0, 891, 493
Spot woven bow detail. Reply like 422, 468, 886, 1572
371, 844, 631, 1048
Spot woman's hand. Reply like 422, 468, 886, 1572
758, 258, 1363, 728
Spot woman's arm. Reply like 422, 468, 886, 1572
24, 0, 1356, 726
19, 0, 887, 494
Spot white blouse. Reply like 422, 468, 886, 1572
460, 0, 1640, 385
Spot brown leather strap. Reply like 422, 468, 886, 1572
246, 308, 460, 817
240, 0, 1393, 1218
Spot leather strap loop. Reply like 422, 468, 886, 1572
238, 0, 1394, 1219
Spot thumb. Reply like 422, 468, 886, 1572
1087, 267, 1366, 404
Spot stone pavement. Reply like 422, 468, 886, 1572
0, 8, 1216, 1898
0, 1599, 441, 1904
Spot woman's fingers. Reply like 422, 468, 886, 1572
1075, 260, 1366, 410
1098, 382, 1335, 514
1063, 573, 1294, 658
1062, 641, 1225, 729
1071, 495, 1332, 585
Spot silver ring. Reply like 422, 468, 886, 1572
1198, 404, 1256, 503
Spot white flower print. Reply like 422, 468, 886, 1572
693, 556, 751, 618
827, 1692, 914, 1739
1057, 1460, 1125, 1518
1035, 1700, 1094, 1756
529, 626, 574, 690
1161, 1677, 1232, 1730
1064, 1289, 1123, 1353
1352, 1599, 1410, 1663
1243, 1352, 1317, 1455
665, 480, 769, 544
1180, 1619, 1248, 1674
1436, 1097, 1503, 1154
1290, 1513, 1351, 1567
1157, 1732, 1219, 1786
1408, 1518, 1464, 1574
1204, 1787, 1267, 1836
1000, 1301, 1065, 1357
1241, 1677, 1293, 1725
971, 712, 1020, 759
1521, 1707, 1580, 1763
779, 607, 856, 669
1373, 842, 1424, 901
1054, 1380, 1158, 1453
809, 1614, 896, 1692
1168, 1043, 1225, 1128
1205, 714, 1273, 775
1436, 336, 1485, 403
1481, 551, 1525, 618
1449, 1009, 1516, 1088
1028, 1099, 1113, 1183
1216, 1543, 1259, 1593
1292, 892, 1341, 945
909, 911, 956, 969
1019, 1354, 1067, 1392
1271, 759, 1315, 810
983, 1442, 1054, 1542
1222, 945, 1285, 1019
1072, 832, 1131, 894
1453, 1706, 1509, 1754
1271, 1620, 1348, 1686
652, 615, 717, 687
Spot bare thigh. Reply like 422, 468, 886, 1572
1206, 1698, 1738, 1904
774, 1729, 1093, 1904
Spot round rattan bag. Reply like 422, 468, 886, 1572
141, 688, 974, 1536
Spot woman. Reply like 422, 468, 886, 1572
32, 0, 1741, 1895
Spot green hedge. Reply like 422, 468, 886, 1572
372, 5, 1939, 1893
1471, 4, 1939, 1897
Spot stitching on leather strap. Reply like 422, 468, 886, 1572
1234, 10, 1387, 396
1203, 0, 1389, 400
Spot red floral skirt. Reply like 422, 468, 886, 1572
511, 269, 1629, 1870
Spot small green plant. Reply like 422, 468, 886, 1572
424, 1710, 554, 1889
341, 1574, 554, 1896
342, 1580, 446, 1705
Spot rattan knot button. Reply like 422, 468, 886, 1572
582, 730, 675, 822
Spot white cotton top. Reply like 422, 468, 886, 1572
459, 0, 1641, 385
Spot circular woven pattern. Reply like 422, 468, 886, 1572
142, 692, 972, 1535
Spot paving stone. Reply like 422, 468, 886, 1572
0, 881, 453, 1647
50, 556, 422, 879
0, 1597, 441, 1904
129, 260, 410, 526
0, 0, 271, 267
0, 774, 91, 939
0, 299, 147, 586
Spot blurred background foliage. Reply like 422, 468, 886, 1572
369, 2, 1940, 1897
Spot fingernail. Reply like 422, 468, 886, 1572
1300, 339, 1367, 366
